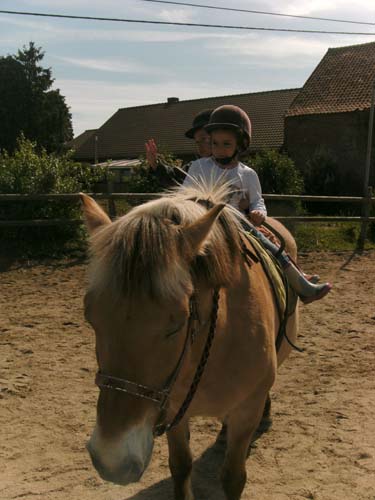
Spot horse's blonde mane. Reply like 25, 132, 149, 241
88, 182, 243, 301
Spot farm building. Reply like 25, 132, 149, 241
285, 41, 375, 195
70, 40, 375, 196
66, 128, 97, 153
71, 89, 300, 164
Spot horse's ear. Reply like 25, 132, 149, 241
80, 193, 112, 234
181, 203, 225, 257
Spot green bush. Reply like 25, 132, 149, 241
0, 135, 106, 257
246, 150, 304, 221
123, 152, 182, 202
249, 150, 304, 195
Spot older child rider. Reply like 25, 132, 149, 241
183, 104, 332, 305
145, 109, 213, 187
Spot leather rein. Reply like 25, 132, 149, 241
95, 289, 220, 437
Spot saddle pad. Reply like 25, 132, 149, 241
243, 231, 298, 317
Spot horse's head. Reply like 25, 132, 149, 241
80, 193, 230, 485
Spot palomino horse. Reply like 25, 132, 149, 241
81, 183, 298, 500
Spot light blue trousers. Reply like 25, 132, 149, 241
246, 226, 291, 268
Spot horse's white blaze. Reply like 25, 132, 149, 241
90, 423, 154, 473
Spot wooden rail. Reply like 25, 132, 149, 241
1, 191, 374, 245
0, 192, 373, 202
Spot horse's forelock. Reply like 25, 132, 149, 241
88, 186, 242, 301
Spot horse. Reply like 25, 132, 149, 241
81, 182, 298, 500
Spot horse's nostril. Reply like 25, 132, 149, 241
90, 453, 101, 471
87, 447, 103, 472
126, 457, 144, 478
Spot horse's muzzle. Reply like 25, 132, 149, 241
87, 440, 147, 485
86, 424, 154, 485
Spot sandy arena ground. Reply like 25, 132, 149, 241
0, 251, 374, 500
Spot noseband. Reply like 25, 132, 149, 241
95, 289, 220, 437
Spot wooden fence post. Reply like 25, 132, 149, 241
358, 186, 373, 250
107, 173, 117, 219
357, 80, 375, 250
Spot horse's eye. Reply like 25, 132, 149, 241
165, 321, 186, 339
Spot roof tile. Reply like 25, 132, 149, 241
74, 89, 300, 160
287, 41, 375, 117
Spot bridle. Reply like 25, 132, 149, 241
95, 289, 220, 437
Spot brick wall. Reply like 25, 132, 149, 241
284, 110, 374, 195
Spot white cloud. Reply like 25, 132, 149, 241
56, 56, 171, 76
285, 0, 342, 16
65, 28, 223, 43
15, 0, 195, 21
22, 0, 154, 14
158, 8, 194, 23
284, 0, 375, 16
0, 14, 231, 44
0, 14, 45, 30
111, 29, 221, 43
205, 32, 374, 68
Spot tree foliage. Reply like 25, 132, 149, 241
0, 42, 73, 154
0, 57, 29, 154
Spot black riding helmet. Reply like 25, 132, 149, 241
185, 109, 213, 139
204, 105, 252, 152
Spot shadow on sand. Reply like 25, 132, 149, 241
339, 249, 362, 270
125, 429, 262, 500
125, 436, 229, 500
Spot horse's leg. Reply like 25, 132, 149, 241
221, 394, 268, 500
254, 392, 272, 439
263, 393, 271, 418
218, 393, 272, 448
167, 420, 194, 500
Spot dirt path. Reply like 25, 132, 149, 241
0, 251, 374, 500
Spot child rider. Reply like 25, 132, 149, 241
145, 109, 213, 187
183, 104, 332, 305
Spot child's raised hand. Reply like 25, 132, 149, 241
145, 138, 158, 170
249, 210, 266, 226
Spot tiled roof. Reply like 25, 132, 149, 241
73, 89, 300, 160
287, 41, 375, 117
66, 129, 97, 151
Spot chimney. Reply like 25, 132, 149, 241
167, 97, 179, 104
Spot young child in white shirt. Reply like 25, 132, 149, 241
183, 104, 332, 304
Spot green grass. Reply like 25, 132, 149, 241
294, 222, 375, 251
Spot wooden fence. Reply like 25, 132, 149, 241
1, 190, 374, 247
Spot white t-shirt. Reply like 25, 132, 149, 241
183, 157, 267, 215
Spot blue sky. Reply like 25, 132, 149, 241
1, 0, 375, 137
